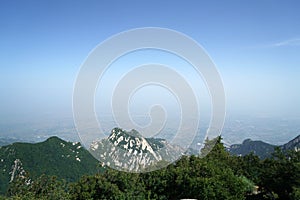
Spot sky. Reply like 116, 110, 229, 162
0, 0, 300, 126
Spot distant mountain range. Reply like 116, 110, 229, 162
0, 128, 185, 193
0, 128, 299, 194
90, 128, 184, 172
228, 135, 300, 159
0, 136, 101, 194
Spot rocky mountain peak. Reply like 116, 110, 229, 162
90, 127, 184, 172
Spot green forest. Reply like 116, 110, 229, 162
1, 137, 300, 200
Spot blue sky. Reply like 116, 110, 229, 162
0, 0, 300, 123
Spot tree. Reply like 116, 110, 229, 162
69, 174, 124, 200
7, 174, 69, 200
260, 147, 300, 200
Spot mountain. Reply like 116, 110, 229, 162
228, 139, 275, 159
90, 127, 184, 172
282, 135, 300, 152
0, 136, 101, 194
228, 135, 300, 158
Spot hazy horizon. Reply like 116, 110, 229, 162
1, 1, 300, 145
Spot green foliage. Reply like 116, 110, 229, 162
259, 147, 300, 200
7, 174, 70, 200
0, 137, 101, 194
291, 187, 300, 200
139, 138, 252, 200
0, 136, 299, 199
69, 174, 124, 200
236, 152, 262, 183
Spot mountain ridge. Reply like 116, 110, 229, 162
0, 136, 101, 194
1, 131, 299, 193
90, 127, 184, 172
228, 134, 300, 158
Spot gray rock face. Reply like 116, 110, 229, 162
90, 128, 184, 172
282, 135, 300, 152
